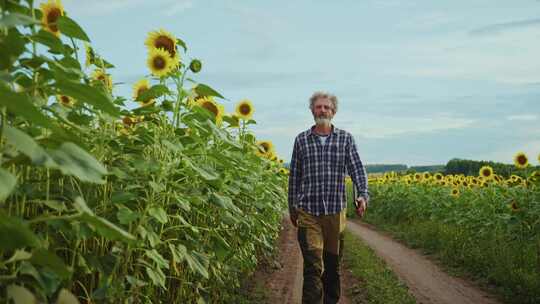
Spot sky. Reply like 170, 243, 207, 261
52, 0, 540, 166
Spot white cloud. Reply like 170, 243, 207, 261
163, 1, 193, 16
339, 114, 475, 139
506, 114, 538, 121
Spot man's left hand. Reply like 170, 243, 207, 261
355, 197, 367, 218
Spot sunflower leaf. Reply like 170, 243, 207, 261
193, 83, 225, 100
57, 16, 90, 42
0, 169, 17, 203
0, 13, 39, 28
136, 84, 170, 102
55, 80, 120, 117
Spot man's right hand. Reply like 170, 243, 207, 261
290, 211, 298, 227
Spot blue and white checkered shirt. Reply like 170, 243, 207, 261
288, 125, 369, 216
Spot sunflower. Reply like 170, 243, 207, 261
451, 188, 459, 197
278, 159, 284, 165
122, 116, 136, 127
513, 152, 528, 169
84, 43, 95, 67
56, 95, 75, 107
422, 172, 431, 180
196, 96, 224, 125
279, 168, 288, 175
91, 69, 113, 92
147, 48, 175, 77
132, 79, 154, 107
434, 173, 443, 181
235, 99, 254, 120
478, 166, 493, 179
145, 29, 177, 59
414, 173, 422, 181
40, 0, 64, 37
256, 140, 274, 157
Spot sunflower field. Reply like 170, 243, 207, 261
349, 153, 540, 304
0, 1, 288, 303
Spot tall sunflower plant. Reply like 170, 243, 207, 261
0, 1, 288, 303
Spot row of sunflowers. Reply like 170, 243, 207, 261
351, 153, 540, 303
1, 1, 287, 303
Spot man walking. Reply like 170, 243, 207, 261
288, 91, 369, 304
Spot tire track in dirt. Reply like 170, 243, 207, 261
346, 220, 501, 304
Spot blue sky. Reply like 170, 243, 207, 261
55, 0, 540, 166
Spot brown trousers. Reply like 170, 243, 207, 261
296, 208, 346, 304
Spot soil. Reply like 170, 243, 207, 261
346, 220, 501, 304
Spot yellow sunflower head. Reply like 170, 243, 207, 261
256, 140, 274, 157
434, 173, 443, 181
40, 0, 64, 37
235, 99, 254, 120
147, 48, 175, 77
414, 173, 422, 181
279, 168, 288, 175
451, 187, 459, 197
91, 69, 113, 92
513, 152, 529, 169
132, 79, 154, 107
145, 29, 177, 58
479, 166, 494, 179
196, 96, 224, 125
56, 95, 75, 107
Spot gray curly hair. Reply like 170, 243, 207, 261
309, 91, 338, 114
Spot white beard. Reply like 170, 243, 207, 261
314, 117, 332, 126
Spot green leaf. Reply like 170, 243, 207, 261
145, 249, 169, 269
6, 285, 36, 304
74, 197, 136, 242
56, 289, 80, 304
111, 191, 137, 204
210, 192, 243, 214
49, 142, 108, 184
162, 139, 183, 153
193, 83, 225, 99
136, 84, 170, 102
184, 250, 209, 279
0, 28, 26, 70
3, 126, 56, 167
57, 16, 90, 42
31, 30, 64, 53
0, 86, 56, 130
5, 249, 32, 264
0, 168, 17, 202
176, 38, 187, 52
184, 157, 219, 181
145, 266, 166, 288
205, 120, 242, 149
0, 212, 40, 250
30, 249, 71, 279
148, 206, 168, 224
116, 206, 139, 225
0, 13, 38, 27
55, 80, 120, 116
80, 212, 136, 242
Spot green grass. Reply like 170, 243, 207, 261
343, 231, 416, 304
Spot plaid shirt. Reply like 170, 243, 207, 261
288, 125, 369, 216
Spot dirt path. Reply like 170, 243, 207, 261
346, 220, 501, 304
262, 217, 351, 303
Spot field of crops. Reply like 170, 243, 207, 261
354, 154, 540, 304
0, 1, 289, 303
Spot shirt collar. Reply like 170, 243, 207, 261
308, 124, 336, 137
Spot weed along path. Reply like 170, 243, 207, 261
346, 220, 501, 304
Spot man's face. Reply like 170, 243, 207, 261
312, 98, 334, 125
